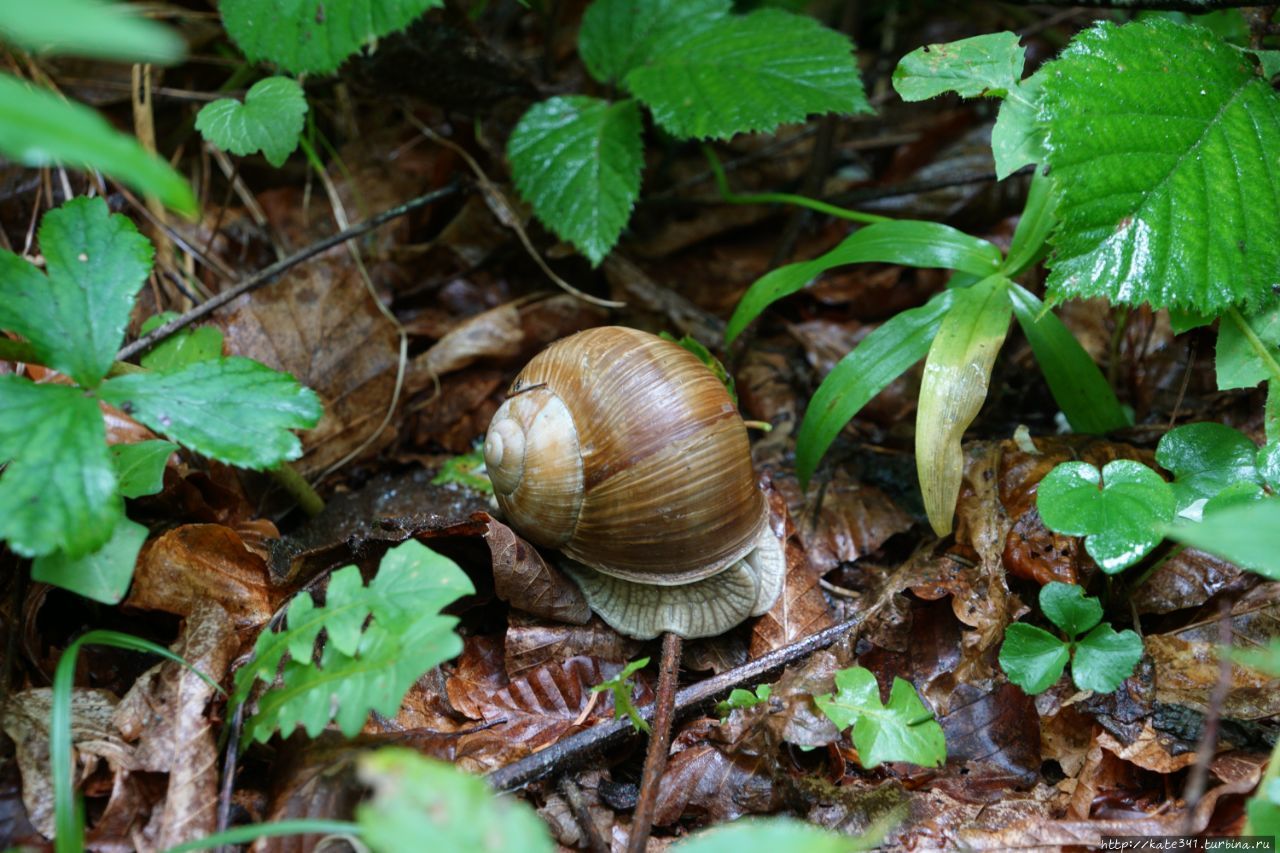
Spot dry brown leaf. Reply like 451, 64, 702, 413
406, 302, 523, 390
504, 612, 642, 679
749, 483, 834, 657
653, 744, 781, 826
483, 517, 590, 625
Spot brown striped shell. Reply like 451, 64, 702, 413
483, 326, 766, 587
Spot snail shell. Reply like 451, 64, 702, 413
484, 326, 784, 639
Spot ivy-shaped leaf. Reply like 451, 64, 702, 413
508, 96, 643, 265
195, 76, 308, 168
815, 666, 945, 769
1036, 459, 1175, 573
1040, 18, 1280, 313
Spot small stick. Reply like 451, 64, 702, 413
559, 775, 609, 853
626, 632, 682, 853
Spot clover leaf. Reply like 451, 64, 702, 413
1036, 459, 1174, 573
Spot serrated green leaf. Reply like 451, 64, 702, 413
110, 440, 176, 498
139, 313, 224, 372
1009, 283, 1129, 434
1072, 623, 1143, 693
1039, 581, 1103, 638
1037, 459, 1175, 573
508, 96, 643, 265
991, 71, 1048, 179
0, 377, 118, 558
795, 290, 954, 489
893, 32, 1025, 101
726, 220, 1001, 344
196, 76, 308, 168
0, 74, 195, 216
98, 357, 322, 469
1165, 498, 1280, 580
0, 0, 185, 64
917, 274, 1012, 536
1216, 301, 1280, 391
219, 0, 442, 75
578, 0, 730, 85
31, 517, 147, 604
0, 197, 152, 386
999, 622, 1070, 695
673, 817, 874, 853
1156, 422, 1259, 510
1040, 18, 1280, 313
815, 666, 946, 769
357, 749, 554, 853
624, 9, 869, 140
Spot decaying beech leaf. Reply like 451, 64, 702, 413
484, 516, 590, 625
749, 482, 834, 657
505, 612, 642, 679
653, 744, 781, 826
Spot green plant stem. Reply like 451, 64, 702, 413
162, 820, 361, 852
1227, 306, 1280, 385
702, 145, 890, 225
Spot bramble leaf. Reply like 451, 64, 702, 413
0, 377, 118, 558
624, 9, 869, 139
1037, 459, 1175, 573
1216, 301, 1280, 391
815, 666, 945, 769
1155, 422, 1260, 510
579, 0, 730, 85
991, 70, 1047, 179
508, 96, 643, 265
31, 518, 147, 604
893, 32, 1025, 101
98, 357, 322, 469
1039, 18, 1280, 313
219, 0, 442, 75
1039, 581, 1102, 639
999, 623, 1070, 695
195, 76, 308, 168
0, 196, 152, 387
110, 440, 176, 499
1072, 623, 1144, 693
0, 75, 196, 216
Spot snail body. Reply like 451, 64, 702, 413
484, 326, 784, 639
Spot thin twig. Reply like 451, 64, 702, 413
626, 632, 682, 853
486, 608, 872, 791
116, 182, 466, 361
559, 775, 609, 853
1181, 599, 1235, 835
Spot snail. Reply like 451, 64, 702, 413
483, 326, 784, 640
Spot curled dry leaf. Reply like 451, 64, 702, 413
505, 612, 642, 679
406, 302, 524, 390
483, 516, 591, 626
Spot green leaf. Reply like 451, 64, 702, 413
795, 290, 954, 489
591, 656, 651, 733
508, 96, 643, 265
1165, 498, 1280, 581
999, 623, 1070, 695
195, 76, 308, 168
241, 541, 474, 742
893, 32, 1025, 101
673, 817, 874, 853
1039, 581, 1102, 639
578, 0, 730, 85
0, 196, 153, 387
815, 666, 946, 769
917, 274, 1012, 536
1234, 639, 1280, 677
1072, 623, 1144, 693
1039, 18, 1280, 313
1259, 440, 1280, 491
432, 446, 494, 494
991, 70, 1048, 180
0, 0, 185, 63
0, 377, 118, 558
1155, 422, 1259, 510
357, 749, 553, 853
715, 684, 771, 719
98, 357, 322, 470
659, 332, 737, 402
1037, 459, 1175, 573
624, 9, 869, 140
1003, 169, 1057, 277
0, 74, 196, 217
139, 313, 224, 372
1216, 301, 1280, 391
32, 517, 147, 604
726, 220, 1001, 344
219, 0, 443, 75
1009, 283, 1129, 434
1202, 480, 1265, 514
110, 440, 176, 498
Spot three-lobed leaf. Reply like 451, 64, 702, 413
999, 623, 1070, 695
815, 666, 946, 769
196, 76, 308, 168
1072, 623, 1144, 694
508, 96, 643, 266
219, 0, 443, 75
0, 196, 152, 387
1040, 18, 1280, 313
1036, 459, 1174, 573
98, 357, 323, 470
